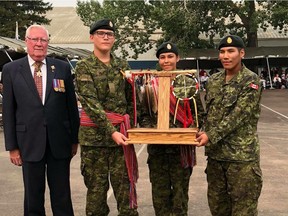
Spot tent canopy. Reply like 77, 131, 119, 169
1, 36, 288, 71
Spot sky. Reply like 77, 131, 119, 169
46, 0, 103, 7
45, 0, 78, 7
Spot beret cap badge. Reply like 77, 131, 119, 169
89, 18, 115, 34
156, 42, 179, 58
227, 37, 232, 44
218, 35, 245, 50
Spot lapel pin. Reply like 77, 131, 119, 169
51, 65, 55, 72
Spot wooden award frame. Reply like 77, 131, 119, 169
127, 70, 199, 145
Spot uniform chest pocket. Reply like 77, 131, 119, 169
94, 76, 108, 100
222, 95, 238, 108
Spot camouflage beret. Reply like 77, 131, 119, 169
156, 42, 179, 58
218, 35, 245, 50
89, 19, 115, 34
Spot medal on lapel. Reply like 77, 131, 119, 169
53, 79, 66, 92
53, 79, 59, 92
59, 79, 65, 92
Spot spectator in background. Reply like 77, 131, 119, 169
260, 73, 266, 90
200, 71, 209, 91
280, 71, 286, 80
261, 68, 268, 79
199, 69, 206, 77
280, 71, 287, 89
273, 73, 281, 89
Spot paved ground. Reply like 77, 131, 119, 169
0, 89, 287, 216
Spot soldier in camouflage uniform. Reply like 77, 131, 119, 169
75, 19, 138, 216
144, 42, 204, 216
196, 35, 263, 216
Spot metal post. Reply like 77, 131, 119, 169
4, 49, 13, 62
266, 57, 273, 89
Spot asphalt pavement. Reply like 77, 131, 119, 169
0, 89, 287, 216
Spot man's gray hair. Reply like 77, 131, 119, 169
25, 24, 49, 38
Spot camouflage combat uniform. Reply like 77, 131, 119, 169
75, 53, 138, 216
203, 65, 263, 216
144, 75, 204, 216
147, 143, 192, 216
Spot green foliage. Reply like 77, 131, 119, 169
76, 0, 288, 59
77, 0, 157, 59
150, 1, 204, 55
268, 1, 288, 35
0, 1, 52, 39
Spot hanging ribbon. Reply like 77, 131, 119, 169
80, 110, 138, 208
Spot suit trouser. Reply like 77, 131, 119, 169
22, 144, 73, 216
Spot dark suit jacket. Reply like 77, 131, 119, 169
2, 56, 79, 162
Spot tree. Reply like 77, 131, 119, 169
149, 1, 207, 55
76, 0, 157, 59
148, 1, 229, 55
267, 1, 288, 35
0, 1, 52, 39
76, 0, 288, 59
150, 1, 288, 50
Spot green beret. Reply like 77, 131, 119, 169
156, 42, 178, 58
90, 19, 115, 34
218, 35, 245, 50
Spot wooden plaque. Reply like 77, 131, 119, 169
127, 128, 198, 145
127, 70, 198, 145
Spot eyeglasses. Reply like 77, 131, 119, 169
26, 36, 49, 44
94, 31, 115, 39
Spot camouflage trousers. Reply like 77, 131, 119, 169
80, 145, 138, 216
205, 158, 263, 216
147, 153, 192, 216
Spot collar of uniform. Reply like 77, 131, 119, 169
220, 64, 247, 84
232, 64, 247, 84
91, 52, 115, 65
212, 70, 225, 81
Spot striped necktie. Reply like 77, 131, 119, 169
33, 61, 43, 100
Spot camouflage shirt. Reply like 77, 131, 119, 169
204, 65, 262, 162
75, 53, 132, 147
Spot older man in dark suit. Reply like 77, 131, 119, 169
2, 24, 79, 216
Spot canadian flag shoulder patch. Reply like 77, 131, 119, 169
250, 83, 259, 90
